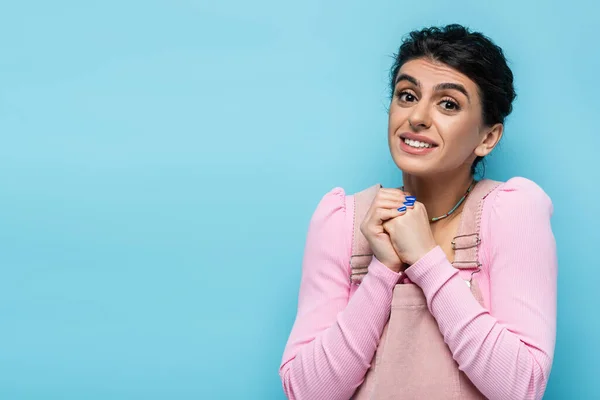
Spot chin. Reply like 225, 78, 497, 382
390, 150, 439, 177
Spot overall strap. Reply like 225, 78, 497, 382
349, 184, 381, 284
452, 179, 502, 270
452, 179, 502, 305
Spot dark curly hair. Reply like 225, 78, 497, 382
389, 24, 516, 176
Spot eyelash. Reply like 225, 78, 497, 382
395, 90, 461, 111
440, 97, 460, 111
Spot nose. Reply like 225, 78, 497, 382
408, 102, 432, 131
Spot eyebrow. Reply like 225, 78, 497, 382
395, 73, 471, 103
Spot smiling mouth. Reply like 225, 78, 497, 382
401, 137, 438, 149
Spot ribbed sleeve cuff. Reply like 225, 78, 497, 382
365, 256, 401, 289
404, 246, 458, 293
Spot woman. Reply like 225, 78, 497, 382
279, 24, 557, 400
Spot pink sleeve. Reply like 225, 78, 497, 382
404, 177, 557, 400
279, 187, 401, 400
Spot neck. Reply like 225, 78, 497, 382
401, 169, 475, 223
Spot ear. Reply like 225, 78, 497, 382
475, 123, 503, 157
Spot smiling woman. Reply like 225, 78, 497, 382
279, 24, 557, 400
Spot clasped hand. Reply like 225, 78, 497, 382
359, 188, 437, 273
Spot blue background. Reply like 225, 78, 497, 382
1, 0, 598, 399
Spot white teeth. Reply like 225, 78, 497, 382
404, 138, 432, 148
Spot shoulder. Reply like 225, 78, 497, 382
308, 184, 379, 250
490, 176, 553, 212
304, 187, 356, 271
485, 177, 554, 227
306, 187, 352, 250
310, 187, 348, 224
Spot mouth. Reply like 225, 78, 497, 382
401, 137, 437, 149
398, 133, 439, 155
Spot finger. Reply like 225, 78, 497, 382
403, 194, 417, 207
374, 195, 416, 210
378, 188, 406, 199
395, 205, 409, 214
380, 186, 413, 196
379, 188, 416, 202
372, 199, 410, 210
374, 207, 406, 224
376, 191, 412, 206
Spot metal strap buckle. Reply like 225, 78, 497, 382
349, 253, 373, 284
451, 233, 480, 250
350, 253, 374, 259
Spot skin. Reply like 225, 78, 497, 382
361, 57, 504, 272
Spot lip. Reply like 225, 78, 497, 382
398, 132, 438, 155
399, 132, 439, 146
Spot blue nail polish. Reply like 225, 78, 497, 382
404, 201, 414, 206
405, 196, 416, 201
397, 206, 407, 212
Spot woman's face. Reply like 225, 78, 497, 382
388, 57, 501, 177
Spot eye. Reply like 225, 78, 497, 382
440, 98, 460, 111
396, 90, 417, 103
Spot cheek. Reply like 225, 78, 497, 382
439, 114, 480, 148
388, 106, 407, 133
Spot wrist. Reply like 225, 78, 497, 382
407, 243, 438, 266
404, 246, 453, 288
381, 260, 402, 273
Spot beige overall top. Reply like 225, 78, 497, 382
350, 179, 501, 400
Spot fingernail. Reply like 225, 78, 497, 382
404, 201, 414, 206
397, 206, 407, 212
405, 196, 416, 201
